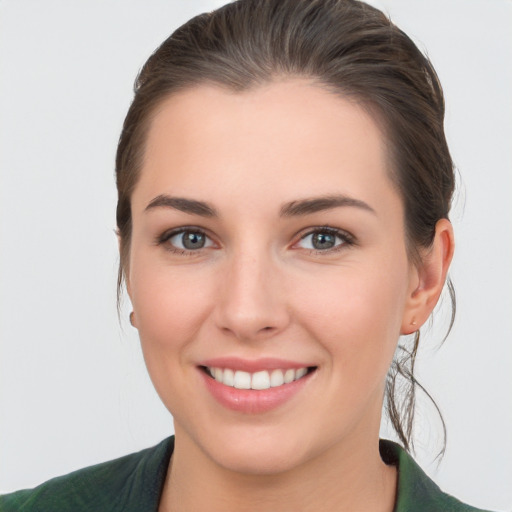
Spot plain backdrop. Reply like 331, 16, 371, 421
1, 0, 511, 510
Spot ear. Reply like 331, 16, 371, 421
123, 268, 137, 329
117, 230, 136, 326
401, 219, 454, 335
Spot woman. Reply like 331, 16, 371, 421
0, 0, 506, 510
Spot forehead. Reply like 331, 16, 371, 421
135, 79, 399, 216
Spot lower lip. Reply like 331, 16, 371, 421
200, 368, 314, 414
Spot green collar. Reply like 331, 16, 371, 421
0, 436, 491, 511
380, 439, 489, 511
149, 437, 488, 511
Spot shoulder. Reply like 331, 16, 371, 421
0, 437, 174, 512
380, 440, 495, 512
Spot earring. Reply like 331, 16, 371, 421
411, 319, 417, 326
129, 311, 135, 327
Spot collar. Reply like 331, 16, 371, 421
144, 437, 486, 511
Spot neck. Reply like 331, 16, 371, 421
158, 427, 397, 512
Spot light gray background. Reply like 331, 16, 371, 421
0, 1, 511, 510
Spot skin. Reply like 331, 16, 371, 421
126, 79, 454, 512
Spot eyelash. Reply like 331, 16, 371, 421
156, 227, 213, 256
156, 226, 355, 256
295, 226, 355, 254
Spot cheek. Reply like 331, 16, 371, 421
128, 252, 220, 415
129, 251, 215, 359
293, 256, 409, 377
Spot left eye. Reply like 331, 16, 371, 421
167, 230, 214, 251
296, 229, 348, 251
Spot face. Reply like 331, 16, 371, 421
127, 79, 419, 475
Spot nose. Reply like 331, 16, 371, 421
214, 250, 290, 342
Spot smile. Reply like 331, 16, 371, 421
204, 366, 313, 390
199, 358, 317, 413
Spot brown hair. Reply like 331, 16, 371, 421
115, 0, 455, 454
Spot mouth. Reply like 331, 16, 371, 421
200, 365, 317, 390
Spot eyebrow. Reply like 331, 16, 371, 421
144, 193, 375, 218
145, 195, 218, 217
280, 195, 376, 217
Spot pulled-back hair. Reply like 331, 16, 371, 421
115, 0, 455, 454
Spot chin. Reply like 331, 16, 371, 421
212, 440, 308, 476
187, 421, 321, 476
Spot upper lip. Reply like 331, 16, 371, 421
199, 357, 315, 373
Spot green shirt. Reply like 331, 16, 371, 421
0, 437, 493, 511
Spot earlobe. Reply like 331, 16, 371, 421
129, 311, 137, 328
125, 275, 137, 328
401, 219, 454, 335
117, 232, 135, 323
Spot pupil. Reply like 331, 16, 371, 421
182, 232, 205, 249
313, 232, 335, 249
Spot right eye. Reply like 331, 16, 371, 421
159, 228, 215, 253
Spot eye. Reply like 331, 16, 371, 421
159, 228, 215, 253
295, 227, 353, 252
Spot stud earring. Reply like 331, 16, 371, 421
411, 319, 417, 327
129, 311, 135, 327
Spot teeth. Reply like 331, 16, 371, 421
206, 366, 311, 390
251, 370, 270, 390
234, 370, 251, 389
295, 367, 307, 379
283, 369, 295, 384
270, 369, 284, 387
214, 367, 223, 381
223, 368, 234, 386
